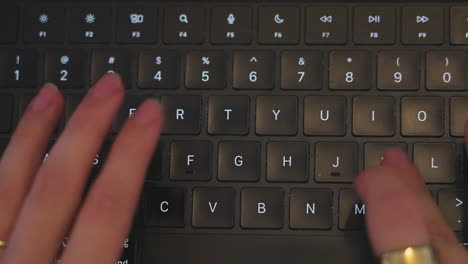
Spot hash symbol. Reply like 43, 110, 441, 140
108, 56, 116, 65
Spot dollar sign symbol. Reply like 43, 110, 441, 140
155, 56, 162, 65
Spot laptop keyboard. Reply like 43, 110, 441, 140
1, 2, 468, 263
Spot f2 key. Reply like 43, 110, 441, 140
426, 51, 467, 91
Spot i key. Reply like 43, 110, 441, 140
91, 49, 130, 87
329, 51, 370, 90
0, 49, 37, 88
186, 51, 226, 89
281, 51, 322, 90
138, 50, 178, 89
378, 51, 419, 90
45, 50, 85, 88
233, 51, 275, 89
353, 96, 394, 136
426, 51, 467, 91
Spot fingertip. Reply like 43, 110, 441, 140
88, 73, 125, 97
381, 149, 413, 169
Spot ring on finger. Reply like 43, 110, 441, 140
381, 246, 437, 264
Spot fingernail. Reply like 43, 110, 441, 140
382, 149, 413, 169
31, 83, 59, 111
133, 99, 161, 125
88, 73, 123, 97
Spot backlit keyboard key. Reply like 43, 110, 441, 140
439, 190, 467, 231
241, 188, 283, 229
258, 6, 300, 44
354, 6, 395, 44
306, 6, 347, 44
450, 97, 468, 137
208, 96, 249, 135
70, 7, 112, 43
266, 142, 308, 182
256, 96, 297, 135
401, 97, 443, 136
192, 187, 235, 228
414, 143, 456, 183
0, 49, 37, 88
138, 50, 179, 89
91, 49, 131, 87
378, 51, 419, 90
210, 7, 252, 44
339, 189, 366, 230
304, 96, 346, 136
352, 96, 394, 136
233, 51, 275, 90
45, 49, 85, 88
329, 51, 371, 90
426, 51, 467, 91
451, 7, 468, 44
364, 143, 407, 169
23, 7, 65, 43
185, 51, 227, 89
218, 141, 261, 182
170, 141, 211, 181
315, 142, 357, 183
116, 7, 158, 43
144, 187, 185, 227
161, 95, 201, 135
281, 51, 322, 90
290, 188, 332, 230
402, 6, 443, 45
164, 6, 204, 44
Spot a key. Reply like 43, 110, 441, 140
305, 7, 347, 44
146, 143, 164, 181
241, 188, 283, 229
258, 6, 300, 44
426, 51, 467, 91
112, 96, 147, 132
402, 7, 443, 45
438, 190, 467, 231
281, 51, 322, 90
192, 187, 235, 228
414, 143, 456, 183
144, 187, 185, 227
161, 96, 201, 135
339, 189, 366, 230
401, 97, 443, 136
451, 97, 468, 137
364, 143, 407, 169
233, 51, 275, 90
170, 141, 211, 181
0, 49, 37, 88
70, 7, 112, 43
0, 95, 13, 133
329, 51, 371, 90
185, 51, 226, 89
304, 96, 346, 136
164, 6, 204, 44
91, 49, 131, 87
451, 7, 468, 44
354, 6, 395, 44
218, 141, 260, 182
45, 50, 85, 88
290, 188, 332, 230
0, 6, 18, 43
353, 96, 394, 136
378, 51, 419, 90
266, 142, 308, 182
23, 7, 65, 43
208, 96, 249, 135
211, 7, 252, 44
138, 50, 178, 89
315, 142, 357, 183
116, 7, 158, 43
256, 96, 297, 135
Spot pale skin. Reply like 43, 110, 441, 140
0, 73, 466, 264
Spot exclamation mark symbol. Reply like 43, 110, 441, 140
16, 55, 20, 65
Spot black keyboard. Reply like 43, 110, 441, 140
1, 2, 468, 264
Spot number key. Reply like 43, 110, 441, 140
138, 50, 178, 89
0, 49, 37, 88
426, 51, 467, 91
91, 49, 130, 87
281, 51, 322, 90
233, 51, 274, 89
378, 51, 419, 90
45, 50, 85, 88
329, 51, 370, 90
186, 51, 226, 89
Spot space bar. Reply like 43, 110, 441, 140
142, 232, 377, 264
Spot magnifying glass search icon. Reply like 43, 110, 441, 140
179, 14, 189, 24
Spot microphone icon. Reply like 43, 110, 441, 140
227, 13, 236, 24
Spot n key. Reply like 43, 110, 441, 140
0, 49, 37, 88
426, 51, 467, 91
186, 51, 226, 89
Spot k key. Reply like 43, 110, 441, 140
186, 51, 226, 89
329, 51, 370, 90
378, 51, 419, 90
426, 51, 467, 91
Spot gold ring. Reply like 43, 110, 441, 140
0, 240, 6, 247
381, 246, 437, 264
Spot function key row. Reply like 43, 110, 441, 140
1, 49, 467, 91
1, 5, 468, 44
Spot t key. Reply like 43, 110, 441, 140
186, 51, 226, 89
378, 51, 419, 90
329, 51, 370, 90
233, 51, 274, 90
426, 51, 467, 91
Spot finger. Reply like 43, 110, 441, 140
0, 84, 63, 245
1, 73, 124, 264
61, 100, 162, 264
355, 149, 468, 263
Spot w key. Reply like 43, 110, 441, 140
426, 51, 467, 90
186, 51, 226, 89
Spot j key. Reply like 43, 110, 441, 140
186, 51, 226, 89
218, 141, 260, 182
353, 96, 394, 136
290, 189, 332, 230
0, 49, 37, 88
339, 189, 366, 230
138, 50, 178, 89
364, 143, 407, 169
329, 51, 371, 90
267, 142, 308, 182
315, 142, 357, 183
354, 7, 395, 44
0, 6, 18, 43
241, 188, 283, 229
117, 7, 158, 43
70, 7, 112, 43
0, 95, 13, 133
256, 96, 297, 135
378, 51, 419, 90
233, 51, 275, 90
170, 141, 211, 181
164, 6, 204, 44
401, 97, 443, 136
146, 143, 164, 181
304, 96, 346, 136
451, 97, 468, 136
113, 96, 147, 132
211, 7, 252, 44
306, 6, 347, 44
281, 51, 322, 90
161, 95, 201, 135
208, 95, 249, 135
414, 143, 456, 183
426, 51, 467, 91
258, 6, 300, 44
402, 7, 443, 45
192, 187, 235, 228
144, 187, 185, 227
91, 49, 130, 87
45, 50, 85, 88
23, 7, 65, 43
451, 7, 468, 44
438, 190, 467, 231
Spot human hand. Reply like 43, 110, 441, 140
0, 73, 163, 263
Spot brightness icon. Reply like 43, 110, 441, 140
38, 13, 49, 24
85, 13, 96, 24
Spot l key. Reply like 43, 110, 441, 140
426, 51, 467, 90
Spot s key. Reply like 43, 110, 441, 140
378, 51, 419, 90
426, 51, 467, 91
